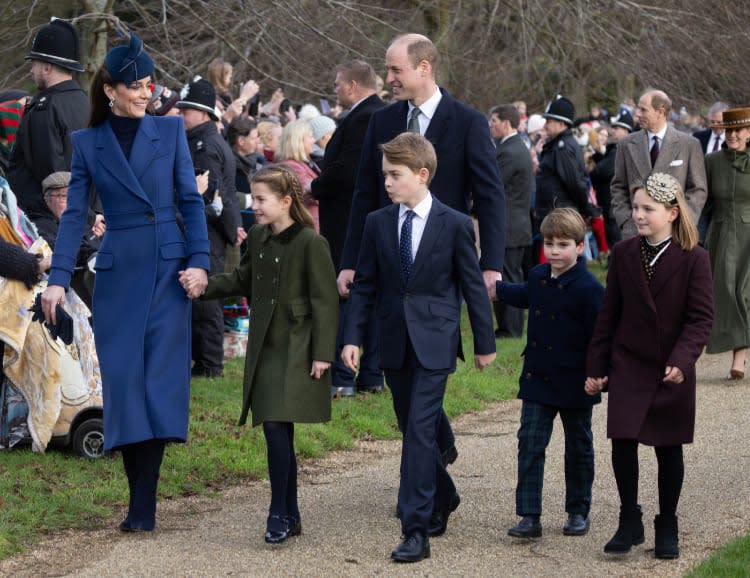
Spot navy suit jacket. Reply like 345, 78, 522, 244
343, 198, 495, 372
340, 89, 506, 273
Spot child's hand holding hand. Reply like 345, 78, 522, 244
341, 345, 359, 372
474, 352, 496, 371
310, 360, 330, 379
585, 376, 608, 395
663, 365, 684, 384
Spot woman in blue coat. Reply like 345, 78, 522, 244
41, 34, 209, 532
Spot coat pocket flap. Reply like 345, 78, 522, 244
93, 252, 114, 271
290, 299, 311, 317
428, 301, 459, 320
160, 242, 187, 260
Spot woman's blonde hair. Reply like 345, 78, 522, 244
630, 177, 698, 250
206, 58, 232, 94
276, 119, 312, 163
252, 165, 314, 229
257, 120, 281, 146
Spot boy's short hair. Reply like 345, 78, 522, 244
540, 208, 587, 244
380, 132, 437, 184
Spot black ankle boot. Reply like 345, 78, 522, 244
604, 505, 645, 553
654, 514, 679, 559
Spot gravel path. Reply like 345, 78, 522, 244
2, 350, 748, 577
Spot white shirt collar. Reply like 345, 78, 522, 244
399, 192, 433, 220
408, 88, 442, 123
501, 130, 518, 144
647, 124, 668, 142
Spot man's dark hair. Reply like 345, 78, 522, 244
489, 104, 520, 129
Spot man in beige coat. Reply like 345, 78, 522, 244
611, 90, 707, 239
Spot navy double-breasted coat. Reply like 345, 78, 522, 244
48, 115, 210, 451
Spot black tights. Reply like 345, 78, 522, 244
263, 421, 299, 520
120, 439, 166, 529
611, 439, 684, 516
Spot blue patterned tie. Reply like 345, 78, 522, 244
400, 210, 415, 282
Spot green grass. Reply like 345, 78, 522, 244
685, 534, 750, 577
0, 308, 523, 560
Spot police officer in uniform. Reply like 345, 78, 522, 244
177, 79, 243, 377
535, 96, 589, 225
8, 18, 89, 223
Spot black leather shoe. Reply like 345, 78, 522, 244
441, 445, 458, 467
391, 532, 430, 563
508, 516, 542, 538
264, 515, 291, 544
654, 514, 679, 559
563, 513, 590, 536
356, 384, 384, 394
604, 505, 645, 554
286, 515, 302, 537
428, 493, 461, 537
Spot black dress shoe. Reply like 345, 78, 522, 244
119, 519, 153, 533
508, 516, 542, 538
285, 515, 302, 537
264, 515, 291, 544
563, 513, 590, 536
391, 532, 430, 563
441, 445, 458, 467
428, 493, 461, 537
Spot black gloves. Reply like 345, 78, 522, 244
29, 292, 74, 345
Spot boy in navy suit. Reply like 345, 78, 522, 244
342, 132, 496, 563
497, 208, 604, 539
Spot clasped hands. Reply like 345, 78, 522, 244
178, 268, 208, 299
584, 366, 684, 396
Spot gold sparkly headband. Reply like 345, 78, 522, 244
645, 172, 680, 205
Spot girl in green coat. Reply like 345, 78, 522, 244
183, 165, 338, 544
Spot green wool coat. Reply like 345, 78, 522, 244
203, 222, 338, 426
705, 147, 750, 354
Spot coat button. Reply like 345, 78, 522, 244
531, 341, 537, 347
547, 345, 552, 351
525, 372, 532, 379
146, 211, 154, 222
540, 279, 546, 285
535, 309, 541, 316
275, 257, 280, 263
270, 298, 275, 304
550, 314, 555, 320
256, 274, 262, 280
259, 253, 264, 259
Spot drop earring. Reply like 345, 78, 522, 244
109, 97, 114, 109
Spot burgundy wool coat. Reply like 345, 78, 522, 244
586, 236, 714, 445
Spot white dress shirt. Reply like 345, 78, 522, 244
407, 89, 442, 135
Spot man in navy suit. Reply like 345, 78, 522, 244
342, 133, 496, 562
311, 60, 386, 397
338, 32, 505, 467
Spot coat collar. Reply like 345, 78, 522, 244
618, 235, 684, 309
258, 221, 305, 245
543, 256, 590, 286
95, 115, 160, 203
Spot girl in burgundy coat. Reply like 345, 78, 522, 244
585, 173, 713, 560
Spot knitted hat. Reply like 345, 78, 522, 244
25, 18, 84, 72
41, 171, 71, 194
543, 95, 575, 126
149, 85, 180, 116
176, 78, 219, 121
104, 32, 154, 84
309, 115, 336, 142
0, 100, 24, 153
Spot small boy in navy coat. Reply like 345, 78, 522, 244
342, 132, 496, 563
498, 208, 604, 539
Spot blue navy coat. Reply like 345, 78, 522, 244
48, 115, 210, 450
498, 257, 604, 408
343, 198, 495, 371
340, 89, 506, 273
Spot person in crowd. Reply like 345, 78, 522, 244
590, 111, 634, 248
8, 19, 89, 225
535, 96, 589, 261
339, 32, 505, 475
257, 119, 282, 164
342, 133, 495, 563
610, 90, 707, 239
693, 101, 730, 243
181, 165, 337, 545
586, 173, 713, 559
0, 93, 27, 175
310, 60, 386, 397
498, 208, 603, 539
0, 237, 50, 288
308, 115, 336, 168
226, 116, 259, 204
206, 58, 234, 109
704, 107, 750, 380
177, 78, 244, 378
488, 104, 533, 338
275, 119, 320, 232
40, 33, 210, 532
147, 84, 180, 117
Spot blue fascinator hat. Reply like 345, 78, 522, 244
104, 32, 154, 84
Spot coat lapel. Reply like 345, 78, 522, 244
424, 89, 452, 145
130, 115, 160, 183
408, 200, 445, 285
653, 127, 679, 171
628, 130, 653, 179
384, 204, 401, 280
95, 120, 151, 204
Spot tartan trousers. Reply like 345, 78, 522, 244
515, 400, 594, 517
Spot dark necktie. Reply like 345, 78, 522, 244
407, 107, 421, 133
712, 135, 721, 152
400, 210, 416, 281
650, 135, 660, 167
